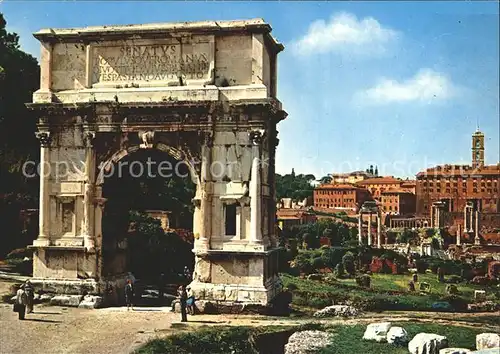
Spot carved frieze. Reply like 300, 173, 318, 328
139, 130, 155, 149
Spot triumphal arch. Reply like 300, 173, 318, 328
26, 19, 287, 308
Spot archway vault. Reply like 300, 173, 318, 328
26, 19, 287, 309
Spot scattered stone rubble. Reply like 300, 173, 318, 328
284, 330, 333, 354
313, 305, 359, 318
439, 349, 471, 354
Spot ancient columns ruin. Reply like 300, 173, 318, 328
358, 202, 383, 248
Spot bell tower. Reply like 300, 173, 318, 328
472, 128, 485, 169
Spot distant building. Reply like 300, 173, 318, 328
277, 208, 317, 229
329, 165, 379, 185
380, 189, 416, 216
313, 183, 372, 214
415, 129, 500, 233
355, 177, 406, 201
400, 180, 417, 194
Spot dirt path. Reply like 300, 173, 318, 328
1, 302, 498, 354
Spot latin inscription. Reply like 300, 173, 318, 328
93, 44, 210, 82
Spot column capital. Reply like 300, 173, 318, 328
249, 129, 265, 145
94, 197, 108, 208
35, 131, 52, 147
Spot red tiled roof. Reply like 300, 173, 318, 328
416, 164, 500, 178
315, 183, 360, 190
356, 177, 402, 185
381, 188, 413, 195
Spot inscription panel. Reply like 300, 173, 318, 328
92, 37, 214, 86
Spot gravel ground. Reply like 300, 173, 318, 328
0, 303, 296, 354
0, 304, 186, 354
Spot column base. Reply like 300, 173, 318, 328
188, 276, 282, 308
83, 236, 95, 250
33, 238, 50, 247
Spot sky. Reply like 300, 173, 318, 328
1, 1, 499, 179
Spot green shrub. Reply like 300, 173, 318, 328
355, 274, 371, 288
342, 251, 355, 276
334, 263, 345, 278
415, 259, 428, 273
439, 295, 468, 311
447, 275, 462, 284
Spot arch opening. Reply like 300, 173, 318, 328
100, 147, 196, 297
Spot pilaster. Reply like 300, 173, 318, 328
34, 131, 52, 246
83, 131, 96, 250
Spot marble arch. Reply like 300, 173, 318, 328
26, 19, 287, 308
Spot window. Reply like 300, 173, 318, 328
224, 204, 237, 236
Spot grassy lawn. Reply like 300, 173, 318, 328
135, 322, 486, 354
281, 273, 500, 312
336, 273, 492, 300
451, 315, 500, 327
319, 322, 484, 354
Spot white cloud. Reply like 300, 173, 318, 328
356, 69, 459, 104
292, 12, 399, 56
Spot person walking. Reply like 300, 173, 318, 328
125, 280, 134, 311
186, 287, 196, 315
178, 285, 188, 322
24, 280, 35, 314
15, 284, 28, 320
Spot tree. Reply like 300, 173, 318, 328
275, 172, 315, 202
0, 13, 40, 256
318, 175, 332, 184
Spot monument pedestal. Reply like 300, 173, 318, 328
188, 249, 282, 311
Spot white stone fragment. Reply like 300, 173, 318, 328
409, 333, 449, 354
476, 333, 500, 350
363, 322, 392, 343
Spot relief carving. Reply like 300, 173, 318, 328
139, 130, 155, 149
35, 131, 52, 147
84, 131, 96, 148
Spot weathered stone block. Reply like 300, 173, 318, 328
78, 295, 103, 309
409, 333, 448, 354
439, 349, 472, 354
50, 295, 83, 307
363, 322, 392, 343
476, 333, 500, 350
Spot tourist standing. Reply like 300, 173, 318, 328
24, 280, 35, 314
15, 285, 28, 320
178, 285, 188, 322
125, 280, 134, 311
